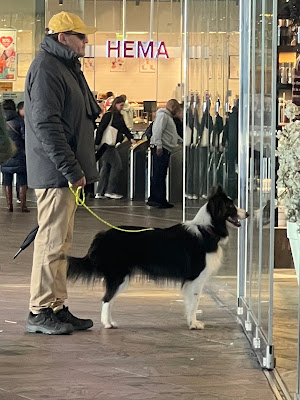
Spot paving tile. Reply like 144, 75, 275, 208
0, 190, 276, 399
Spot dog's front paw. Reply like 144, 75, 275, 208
103, 322, 118, 329
189, 320, 205, 330
103, 323, 113, 329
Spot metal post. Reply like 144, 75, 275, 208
130, 149, 134, 200
149, 0, 154, 41
296, 279, 300, 397
257, 0, 266, 331
267, 0, 278, 354
122, 0, 126, 41
237, 0, 251, 303
182, 0, 188, 222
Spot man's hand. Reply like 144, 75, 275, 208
156, 148, 163, 157
131, 139, 137, 145
71, 176, 86, 189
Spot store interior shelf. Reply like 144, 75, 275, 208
278, 44, 300, 53
278, 83, 292, 90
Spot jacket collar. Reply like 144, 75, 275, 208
40, 35, 78, 64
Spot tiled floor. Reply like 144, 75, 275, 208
0, 188, 276, 399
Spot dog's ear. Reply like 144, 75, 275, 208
209, 184, 224, 197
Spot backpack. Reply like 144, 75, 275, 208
145, 121, 154, 141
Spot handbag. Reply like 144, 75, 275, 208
100, 115, 118, 147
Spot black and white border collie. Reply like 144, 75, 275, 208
67, 186, 248, 330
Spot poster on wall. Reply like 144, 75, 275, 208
0, 29, 16, 81
139, 58, 156, 73
17, 53, 32, 77
229, 55, 239, 79
110, 57, 126, 72
83, 57, 95, 72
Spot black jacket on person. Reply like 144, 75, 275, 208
222, 106, 238, 162
198, 112, 213, 144
95, 111, 134, 146
173, 117, 183, 139
24, 35, 100, 189
1, 109, 26, 174
212, 113, 224, 148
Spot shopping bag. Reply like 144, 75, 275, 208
100, 125, 118, 147
100, 114, 118, 147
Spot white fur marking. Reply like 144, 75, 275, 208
101, 302, 112, 328
101, 276, 130, 329
181, 247, 223, 330
184, 223, 203, 237
189, 203, 212, 226
182, 272, 208, 329
205, 247, 223, 276
237, 208, 247, 220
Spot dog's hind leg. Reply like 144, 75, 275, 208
182, 270, 209, 330
101, 276, 129, 329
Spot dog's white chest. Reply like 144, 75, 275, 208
205, 246, 223, 276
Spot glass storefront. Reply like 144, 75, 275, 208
0, 0, 44, 100
2, 0, 300, 398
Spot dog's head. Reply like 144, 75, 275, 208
207, 186, 248, 228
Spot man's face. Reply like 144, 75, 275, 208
58, 32, 88, 58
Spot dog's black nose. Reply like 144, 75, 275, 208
246, 212, 250, 218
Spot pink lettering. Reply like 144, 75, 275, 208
155, 41, 169, 58
105, 40, 170, 59
106, 41, 121, 58
137, 41, 154, 58
123, 41, 134, 58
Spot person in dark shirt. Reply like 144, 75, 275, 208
173, 103, 183, 138
95, 96, 136, 199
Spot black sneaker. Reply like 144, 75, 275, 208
147, 200, 161, 207
26, 308, 74, 335
158, 202, 174, 209
55, 306, 93, 331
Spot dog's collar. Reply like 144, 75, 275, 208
197, 225, 220, 242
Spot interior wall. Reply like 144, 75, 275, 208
84, 57, 181, 103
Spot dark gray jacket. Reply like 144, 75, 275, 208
25, 36, 100, 188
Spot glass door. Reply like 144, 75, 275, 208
183, 0, 240, 223
182, 0, 277, 371
237, 0, 277, 370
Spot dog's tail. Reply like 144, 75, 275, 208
67, 254, 99, 284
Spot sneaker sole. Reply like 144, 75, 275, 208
26, 323, 73, 335
72, 322, 93, 331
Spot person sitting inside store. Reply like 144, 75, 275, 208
104, 91, 114, 112
94, 95, 136, 199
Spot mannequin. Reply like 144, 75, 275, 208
213, 100, 224, 185
197, 100, 213, 198
221, 99, 239, 200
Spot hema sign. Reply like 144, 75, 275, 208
106, 41, 169, 59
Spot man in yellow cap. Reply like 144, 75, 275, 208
24, 12, 100, 335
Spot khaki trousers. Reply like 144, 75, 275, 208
29, 188, 77, 313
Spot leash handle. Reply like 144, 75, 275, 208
68, 184, 153, 233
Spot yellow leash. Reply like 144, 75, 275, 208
69, 184, 153, 233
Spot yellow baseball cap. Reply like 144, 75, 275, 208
48, 11, 96, 35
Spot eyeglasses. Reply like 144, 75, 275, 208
64, 31, 87, 40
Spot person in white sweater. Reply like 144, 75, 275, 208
147, 99, 182, 208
